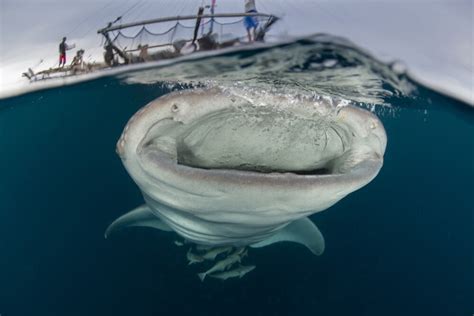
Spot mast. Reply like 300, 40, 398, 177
192, 7, 205, 44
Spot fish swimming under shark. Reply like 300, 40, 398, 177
200, 246, 233, 261
197, 248, 247, 281
208, 264, 256, 281
186, 245, 234, 265
186, 248, 205, 265
106, 87, 386, 264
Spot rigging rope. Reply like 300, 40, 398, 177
28, 0, 280, 76
65, 0, 117, 38
123, 1, 150, 24
31, 0, 139, 71
119, 1, 145, 20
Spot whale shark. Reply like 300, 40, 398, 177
106, 87, 386, 257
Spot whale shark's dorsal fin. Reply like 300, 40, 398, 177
105, 204, 172, 238
250, 217, 325, 255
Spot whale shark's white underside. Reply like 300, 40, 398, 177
107, 88, 387, 255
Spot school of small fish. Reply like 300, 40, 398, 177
178, 241, 255, 281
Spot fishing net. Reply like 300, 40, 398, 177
109, 15, 275, 53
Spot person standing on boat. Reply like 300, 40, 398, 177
137, 44, 151, 62
58, 37, 75, 67
244, 0, 259, 42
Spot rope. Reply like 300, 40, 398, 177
24, 0, 136, 73
27, 0, 279, 77
123, 1, 149, 24
120, 1, 144, 20
177, 0, 191, 16
65, 0, 116, 38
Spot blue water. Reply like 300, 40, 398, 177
0, 39, 473, 316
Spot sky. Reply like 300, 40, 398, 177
0, 0, 472, 104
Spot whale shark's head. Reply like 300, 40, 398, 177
116, 87, 386, 246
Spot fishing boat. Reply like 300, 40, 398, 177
23, 3, 279, 82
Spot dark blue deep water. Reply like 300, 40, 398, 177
0, 40, 473, 316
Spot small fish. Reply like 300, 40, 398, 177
232, 246, 247, 258
187, 248, 204, 265
208, 265, 256, 280
174, 240, 184, 247
201, 246, 233, 261
197, 252, 242, 281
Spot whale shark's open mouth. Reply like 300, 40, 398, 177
140, 106, 344, 175
135, 95, 385, 180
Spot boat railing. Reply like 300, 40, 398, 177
97, 12, 276, 34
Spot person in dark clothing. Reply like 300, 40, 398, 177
59, 37, 75, 67
104, 44, 116, 66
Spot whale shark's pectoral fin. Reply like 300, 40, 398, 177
105, 204, 172, 238
250, 217, 325, 255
